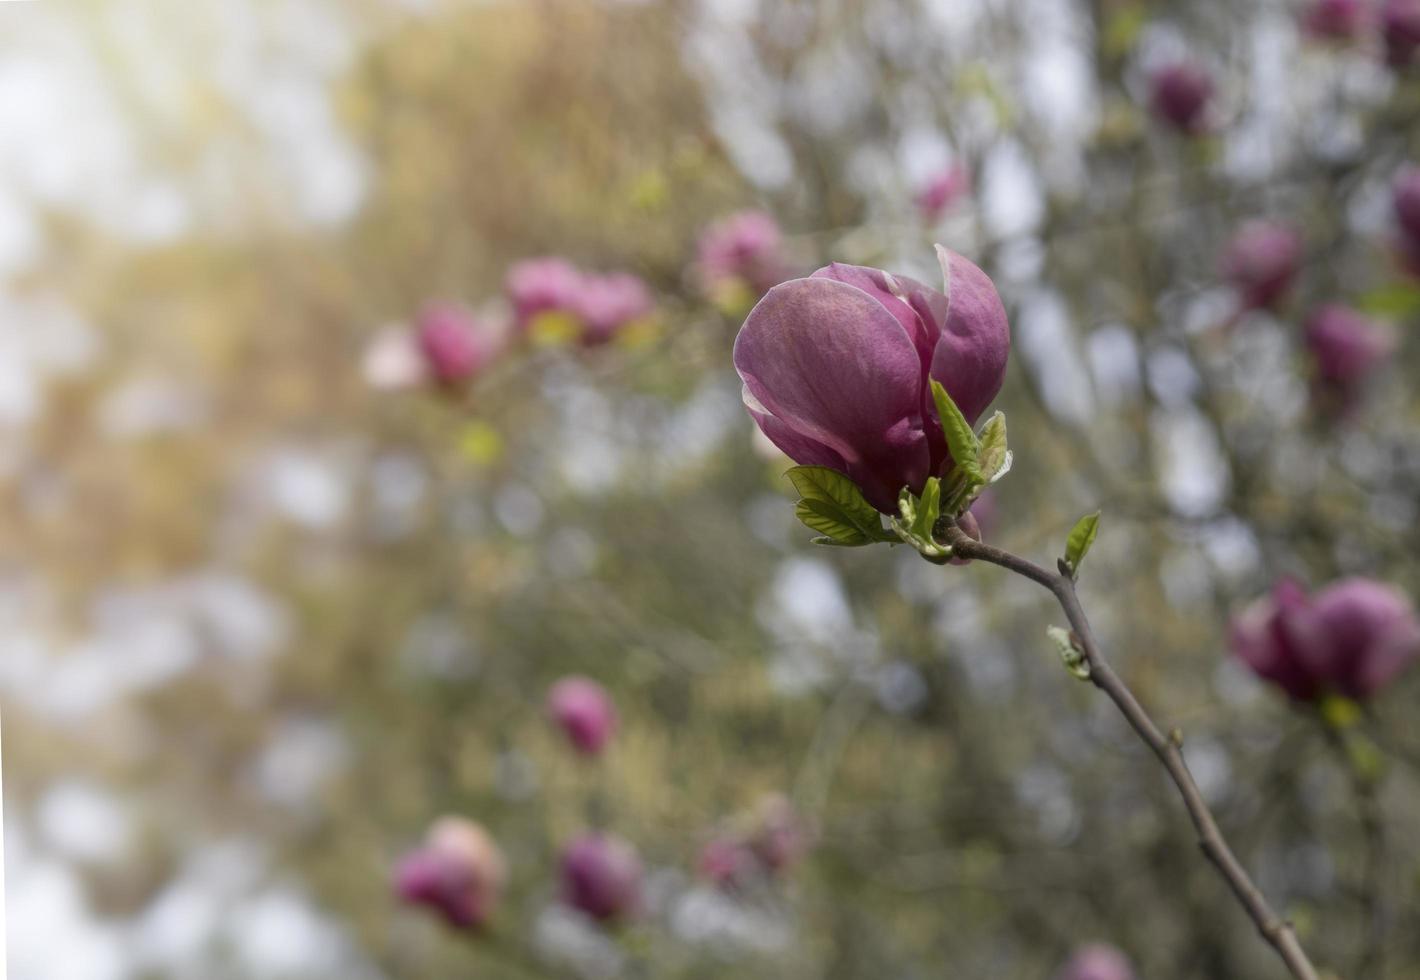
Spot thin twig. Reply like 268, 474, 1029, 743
943, 525, 1322, 980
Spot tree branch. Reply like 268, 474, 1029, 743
943, 525, 1321, 980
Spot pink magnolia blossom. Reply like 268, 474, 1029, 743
506, 257, 586, 330
547, 676, 618, 756
1230, 578, 1420, 702
696, 210, 791, 296
394, 816, 506, 929
915, 164, 971, 222
1384, 0, 1420, 66
1053, 944, 1137, 980
560, 833, 644, 922
1303, 0, 1369, 40
732, 246, 1010, 514
1303, 305, 1394, 407
415, 303, 496, 385
574, 272, 655, 345
1220, 221, 1303, 312
1149, 61, 1214, 134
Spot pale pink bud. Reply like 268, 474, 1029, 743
394, 816, 505, 929
547, 676, 618, 756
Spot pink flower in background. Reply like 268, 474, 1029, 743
1303, 0, 1369, 40
733, 246, 1010, 514
506, 257, 586, 330
547, 676, 618, 756
1148, 61, 1214, 134
915, 164, 970, 222
1391, 166, 1420, 261
560, 833, 644, 922
696, 210, 791, 296
1230, 578, 1420, 702
1220, 221, 1303, 312
746, 794, 811, 873
1053, 944, 1137, 980
415, 303, 496, 385
1303, 305, 1394, 406
394, 816, 506, 929
574, 272, 655, 345
1383, 0, 1420, 66
697, 836, 759, 889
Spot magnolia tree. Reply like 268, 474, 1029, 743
9, 1, 1420, 978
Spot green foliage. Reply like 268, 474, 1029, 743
787, 466, 894, 546
1063, 511, 1101, 577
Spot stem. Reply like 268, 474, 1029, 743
943, 525, 1321, 980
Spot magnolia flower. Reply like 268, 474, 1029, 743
697, 836, 759, 889
506, 257, 586, 331
1230, 578, 1420, 702
746, 793, 811, 872
915, 164, 971, 222
574, 272, 655, 345
1303, 0, 1368, 40
547, 676, 618, 756
1383, 0, 1420, 66
732, 247, 1010, 514
1148, 61, 1214, 134
1220, 221, 1303, 312
415, 303, 496, 385
1053, 944, 1137, 980
696, 210, 791, 297
1303, 305, 1394, 407
560, 833, 644, 922
394, 816, 506, 929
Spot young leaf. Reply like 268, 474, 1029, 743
1063, 511, 1101, 576
976, 411, 1010, 482
1046, 625, 1091, 681
929, 380, 982, 481
794, 499, 874, 546
911, 476, 941, 542
786, 466, 884, 537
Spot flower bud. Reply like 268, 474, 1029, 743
733, 247, 1010, 515
415, 303, 494, 385
697, 835, 758, 889
1303, 304, 1394, 407
1148, 61, 1213, 134
560, 833, 643, 922
1383, 0, 1420, 66
746, 794, 811, 873
573, 272, 655, 346
394, 816, 505, 929
915, 164, 970, 223
1219, 221, 1303, 312
1303, 0, 1368, 40
547, 676, 617, 756
696, 210, 791, 298
1053, 944, 1137, 980
1230, 578, 1420, 702
1392, 167, 1420, 249
506, 257, 586, 330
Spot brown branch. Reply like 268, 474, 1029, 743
942, 525, 1321, 980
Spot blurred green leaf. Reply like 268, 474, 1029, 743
1063, 511, 1101, 576
1357, 283, 1420, 318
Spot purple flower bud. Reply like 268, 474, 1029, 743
915, 165, 971, 222
1053, 944, 1137, 980
1303, 0, 1368, 40
506, 257, 586, 330
733, 247, 1010, 514
415, 303, 495, 385
560, 833, 643, 922
696, 210, 791, 296
1230, 578, 1420, 702
1303, 305, 1394, 404
1219, 221, 1303, 312
1383, 0, 1420, 66
747, 794, 811, 873
697, 836, 758, 889
394, 817, 505, 930
1148, 61, 1214, 134
573, 272, 655, 345
1392, 167, 1420, 247
547, 676, 618, 756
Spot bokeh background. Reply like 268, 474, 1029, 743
2, 0, 1419, 977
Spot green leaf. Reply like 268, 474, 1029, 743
975, 411, 1011, 483
1046, 626, 1091, 681
795, 499, 874, 546
785, 466, 890, 542
930, 380, 982, 482
1063, 511, 1101, 576
1357, 283, 1420, 319
911, 477, 941, 542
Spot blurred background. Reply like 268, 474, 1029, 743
1, 0, 1418, 977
